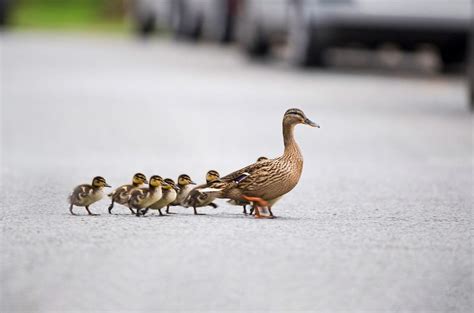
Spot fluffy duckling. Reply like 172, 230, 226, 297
148, 178, 179, 216
227, 157, 268, 214
69, 176, 111, 216
128, 175, 166, 217
108, 173, 148, 215
168, 174, 196, 212
184, 170, 220, 215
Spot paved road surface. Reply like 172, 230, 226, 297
1, 32, 472, 312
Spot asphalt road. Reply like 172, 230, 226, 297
1, 32, 472, 313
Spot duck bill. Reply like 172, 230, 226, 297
190, 181, 197, 185
143, 180, 149, 184
104, 183, 111, 187
304, 118, 320, 128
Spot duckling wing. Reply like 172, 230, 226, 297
110, 185, 133, 202
130, 188, 146, 203
70, 184, 92, 204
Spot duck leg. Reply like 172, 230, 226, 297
141, 208, 149, 216
108, 200, 114, 214
69, 204, 76, 215
242, 204, 247, 215
85, 206, 99, 216
158, 208, 164, 216
242, 196, 271, 218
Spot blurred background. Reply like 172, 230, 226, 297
1, 0, 472, 90
1, 1, 472, 312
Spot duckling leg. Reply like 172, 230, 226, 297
242, 204, 247, 215
208, 203, 218, 209
85, 206, 99, 216
141, 208, 149, 216
193, 205, 206, 215
166, 205, 176, 214
108, 200, 114, 214
69, 204, 76, 215
158, 208, 164, 216
268, 207, 274, 217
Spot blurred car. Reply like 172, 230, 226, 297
0, 0, 11, 27
170, 0, 240, 43
131, 0, 173, 36
238, 0, 471, 70
131, 0, 240, 43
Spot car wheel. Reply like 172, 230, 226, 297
236, 2, 269, 58
439, 44, 466, 73
207, 0, 233, 43
133, 9, 156, 37
469, 29, 474, 111
288, 3, 325, 67
170, 0, 186, 37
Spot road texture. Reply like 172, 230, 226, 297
1, 32, 472, 312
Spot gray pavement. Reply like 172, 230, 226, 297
1, 32, 472, 312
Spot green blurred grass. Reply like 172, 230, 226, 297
11, 0, 130, 33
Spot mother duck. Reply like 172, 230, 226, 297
197, 108, 319, 218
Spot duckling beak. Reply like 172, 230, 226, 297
190, 181, 196, 185
105, 183, 111, 187
143, 179, 149, 184
304, 118, 320, 128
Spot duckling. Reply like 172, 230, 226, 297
196, 108, 319, 218
184, 170, 220, 215
148, 178, 179, 216
227, 157, 268, 214
108, 173, 148, 215
68, 176, 111, 216
128, 175, 166, 217
167, 174, 196, 213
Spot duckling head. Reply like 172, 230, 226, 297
257, 156, 268, 162
163, 178, 178, 191
149, 175, 164, 188
284, 108, 319, 128
177, 174, 195, 187
132, 173, 148, 186
205, 170, 220, 183
92, 176, 111, 188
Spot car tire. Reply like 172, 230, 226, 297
207, 0, 233, 43
288, 3, 325, 67
439, 44, 466, 73
469, 29, 474, 111
236, 2, 269, 58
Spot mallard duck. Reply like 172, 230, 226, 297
148, 178, 179, 216
183, 170, 220, 215
108, 173, 148, 214
227, 157, 268, 214
68, 176, 111, 216
167, 174, 196, 212
128, 175, 166, 217
199, 108, 319, 218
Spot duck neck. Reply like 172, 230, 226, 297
283, 121, 302, 159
